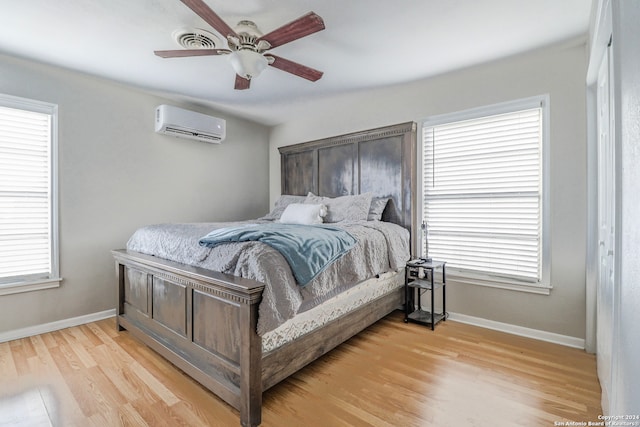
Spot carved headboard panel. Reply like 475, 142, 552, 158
278, 122, 417, 252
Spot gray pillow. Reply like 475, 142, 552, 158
261, 195, 306, 220
304, 192, 373, 223
368, 197, 389, 221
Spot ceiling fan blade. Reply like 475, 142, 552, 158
234, 74, 251, 90
267, 55, 323, 82
180, 0, 238, 39
154, 49, 230, 58
257, 12, 325, 49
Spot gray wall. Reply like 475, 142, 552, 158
0, 53, 270, 333
269, 40, 588, 340
0, 39, 592, 343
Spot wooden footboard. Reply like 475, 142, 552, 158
113, 249, 264, 426
113, 249, 403, 426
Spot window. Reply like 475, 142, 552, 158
420, 96, 550, 293
0, 94, 59, 295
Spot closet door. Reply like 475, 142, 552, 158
596, 42, 615, 412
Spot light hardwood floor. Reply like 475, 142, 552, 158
0, 311, 601, 427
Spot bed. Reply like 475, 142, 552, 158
112, 121, 417, 426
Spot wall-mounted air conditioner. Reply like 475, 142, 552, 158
155, 104, 226, 143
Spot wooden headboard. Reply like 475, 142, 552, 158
278, 122, 417, 254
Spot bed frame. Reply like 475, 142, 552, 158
112, 122, 417, 426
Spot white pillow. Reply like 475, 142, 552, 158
279, 203, 327, 225
261, 194, 306, 220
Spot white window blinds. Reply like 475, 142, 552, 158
422, 104, 546, 285
0, 100, 57, 286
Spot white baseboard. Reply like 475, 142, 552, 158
0, 309, 116, 343
448, 312, 586, 349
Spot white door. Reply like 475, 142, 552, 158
596, 42, 615, 413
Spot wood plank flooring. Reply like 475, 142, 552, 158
0, 311, 601, 426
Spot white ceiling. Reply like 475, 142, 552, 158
0, 0, 592, 126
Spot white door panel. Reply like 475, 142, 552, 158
596, 42, 615, 413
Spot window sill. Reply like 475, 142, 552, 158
447, 272, 552, 295
0, 278, 62, 296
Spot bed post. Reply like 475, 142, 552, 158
239, 293, 262, 427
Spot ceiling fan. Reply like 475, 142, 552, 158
155, 0, 325, 90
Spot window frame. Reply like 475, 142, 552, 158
419, 95, 551, 294
0, 93, 60, 296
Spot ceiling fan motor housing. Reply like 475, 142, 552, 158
228, 20, 270, 52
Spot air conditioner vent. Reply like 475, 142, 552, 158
173, 28, 220, 49
164, 126, 222, 142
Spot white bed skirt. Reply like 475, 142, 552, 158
262, 269, 404, 353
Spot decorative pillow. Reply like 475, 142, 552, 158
304, 192, 373, 223
368, 197, 389, 221
261, 195, 306, 220
279, 203, 327, 225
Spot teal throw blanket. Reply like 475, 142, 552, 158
198, 223, 357, 286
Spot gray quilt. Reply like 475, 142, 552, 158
126, 220, 410, 335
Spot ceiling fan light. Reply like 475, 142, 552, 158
229, 50, 268, 80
